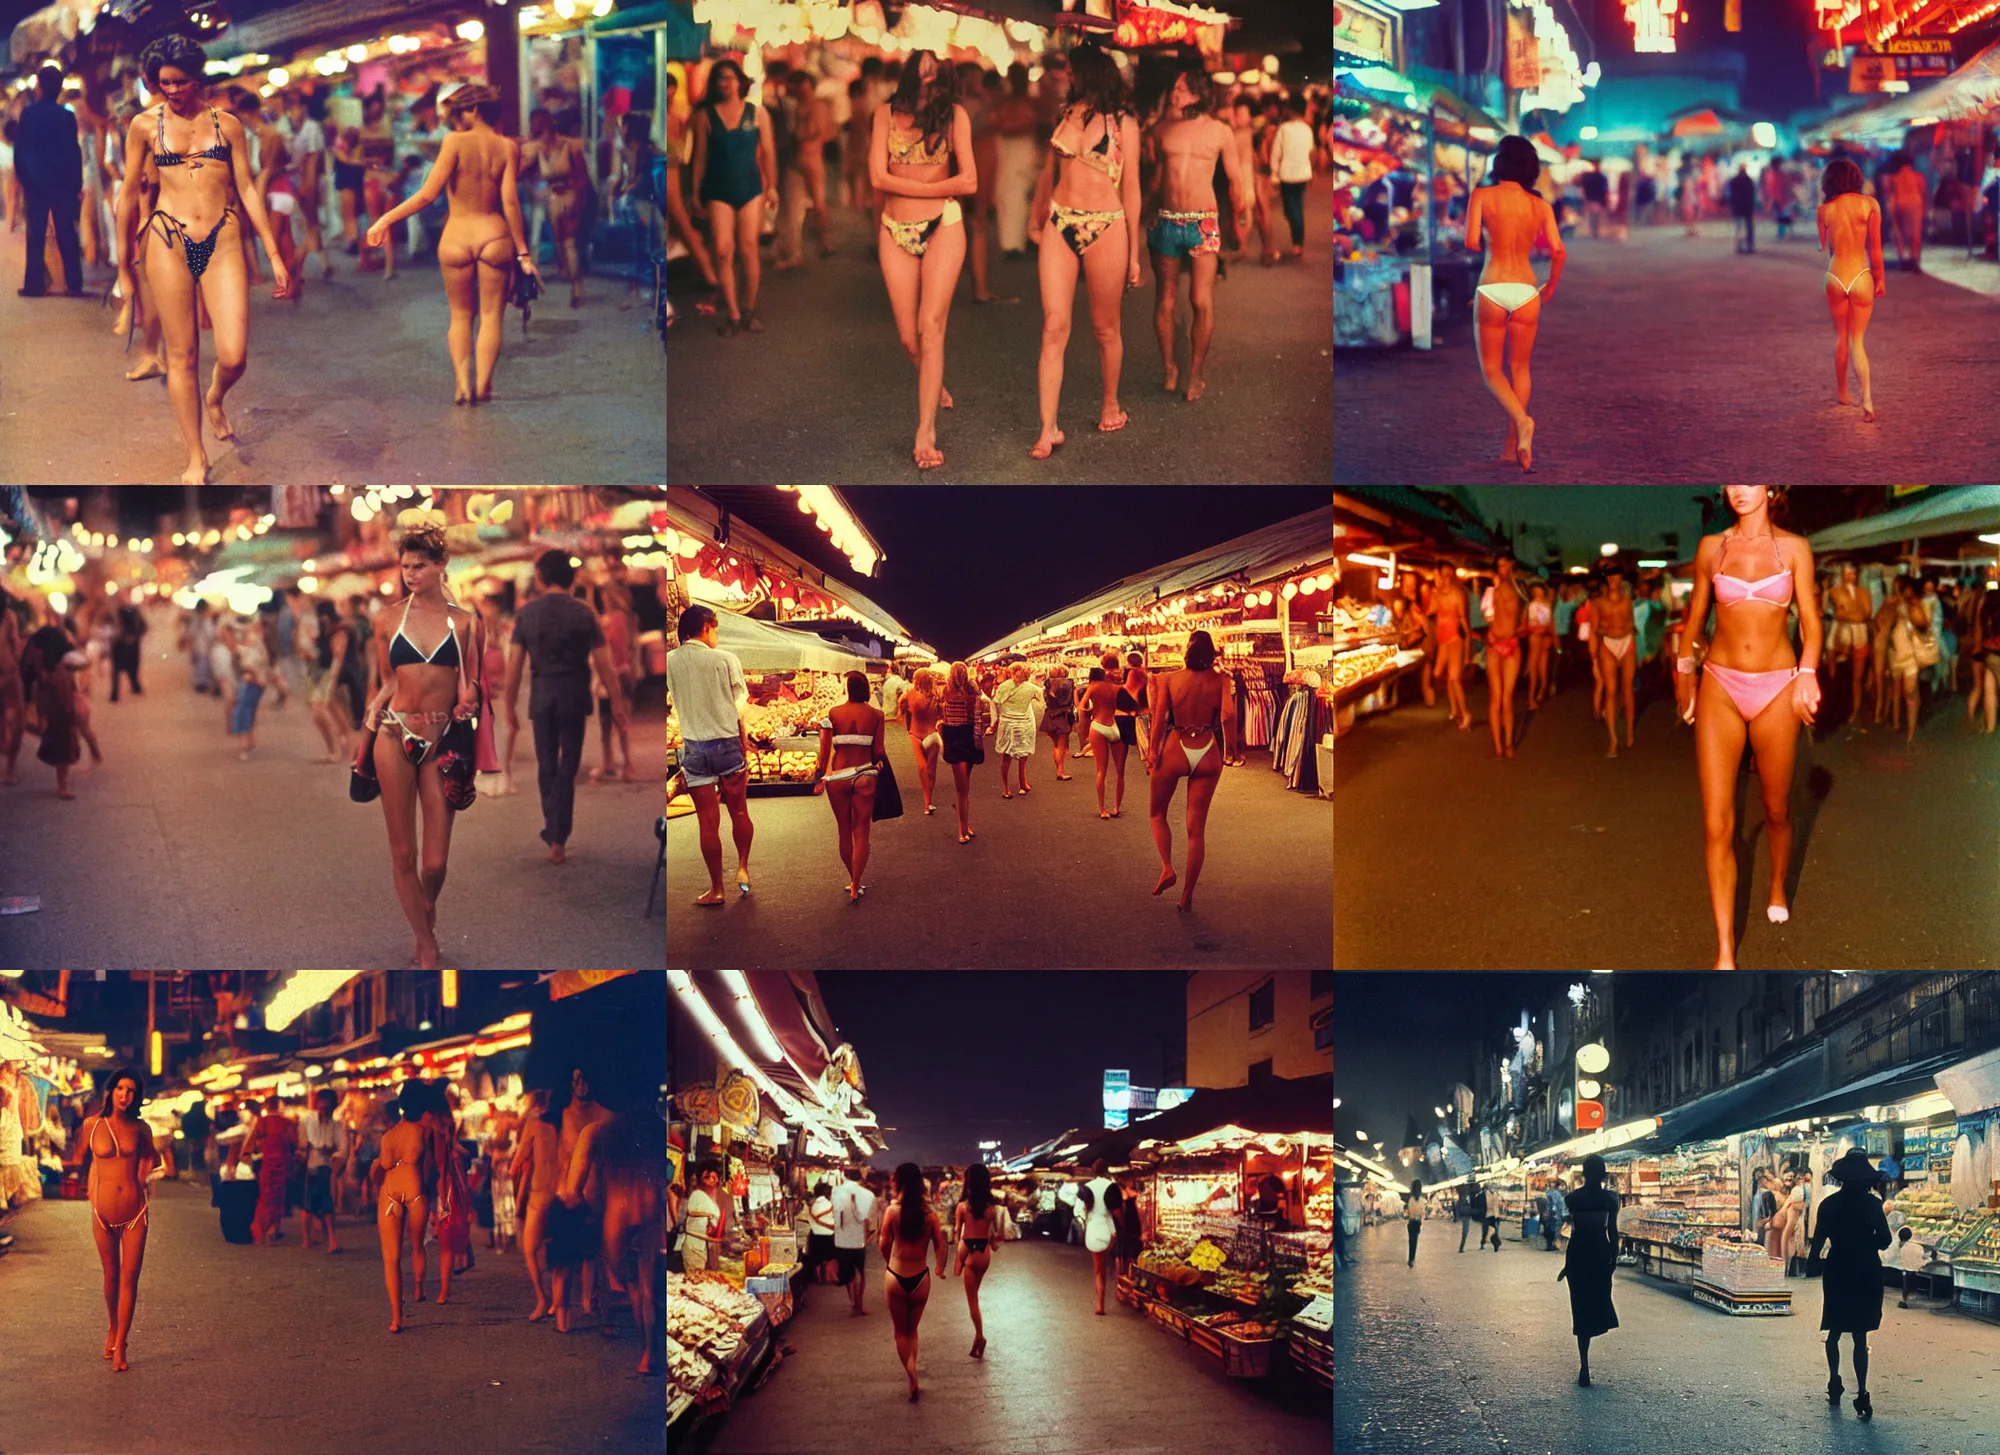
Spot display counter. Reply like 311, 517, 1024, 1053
1335, 254, 1410, 348
667, 1271, 777, 1436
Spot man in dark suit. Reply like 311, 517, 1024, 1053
15, 66, 85, 297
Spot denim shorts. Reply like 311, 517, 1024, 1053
680, 734, 748, 788
229, 680, 264, 736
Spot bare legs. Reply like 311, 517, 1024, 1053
827, 774, 877, 900
908, 734, 939, 811
1695, 679, 1799, 968
1526, 635, 1550, 707
877, 217, 965, 468
1049, 730, 1071, 780
951, 758, 975, 842
1474, 292, 1540, 469
963, 1251, 988, 1356
1090, 736, 1127, 818
1603, 647, 1636, 756
885, 1272, 929, 1399
90, 1211, 147, 1369
1487, 647, 1521, 757
706, 197, 765, 329
1826, 280, 1877, 421
1147, 739, 1220, 911
1032, 217, 1130, 455
688, 770, 754, 902
374, 734, 454, 969
1441, 638, 1470, 728
522, 1197, 553, 1319
1092, 1247, 1112, 1314
377, 1192, 429, 1333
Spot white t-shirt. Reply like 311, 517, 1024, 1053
879, 672, 909, 719
1082, 1176, 1118, 1252
831, 1180, 876, 1249
809, 1194, 834, 1235
297, 1111, 348, 1171
664, 639, 749, 744
684, 1186, 722, 1263
1271, 118, 1315, 184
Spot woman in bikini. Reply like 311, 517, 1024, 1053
1463, 135, 1565, 471
1817, 157, 1885, 423
1027, 42, 1143, 458
113, 34, 290, 486
689, 61, 776, 336
371, 1081, 436, 1333
870, 51, 977, 471
879, 1160, 950, 1401
1525, 580, 1555, 709
811, 670, 887, 904
85, 1068, 166, 1371
1432, 570, 1473, 730
1082, 664, 1130, 819
1674, 486, 1822, 970
896, 667, 945, 814
361, 514, 485, 971
367, 86, 539, 405
954, 1160, 1000, 1359
1145, 629, 1234, 911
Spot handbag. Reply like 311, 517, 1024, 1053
348, 725, 381, 803
871, 756, 904, 822
511, 257, 542, 333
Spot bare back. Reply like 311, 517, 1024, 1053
1819, 192, 1878, 278
378, 1120, 427, 1202
1470, 181, 1554, 286
1154, 114, 1228, 211
441, 128, 514, 218
902, 687, 942, 737
1158, 667, 1224, 741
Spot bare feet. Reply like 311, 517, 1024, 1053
180, 457, 209, 486
389, 1317, 402, 1333
113, 1346, 129, 1371
940, 385, 954, 409
1516, 417, 1535, 471
639, 1351, 659, 1375
1028, 427, 1065, 459
1502, 424, 1518, 464
971, 1336, 985, 1358
204, 389, 237, 441
914, 439, 944, 470
555, 1309, 572, 1333
126, 358, 165, 382
1163, 364, 1179, 393
1153, 867, 1178, 897
454, 381, 472, 406
105, 1332, 115, 1359
548, 843, 568, 864
1184, 376, 1207, 402
1863, 403, 1877, 424
1097, 406, 1129, 432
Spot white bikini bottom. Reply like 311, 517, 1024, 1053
1090, 721, 1121, 741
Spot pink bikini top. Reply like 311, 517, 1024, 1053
1713, 532, 1793, 607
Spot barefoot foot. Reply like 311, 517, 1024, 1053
126, 358, 165, 382
1163, 364, 1179, 393
1184, 377, 1207, 402
1517, 417, 1535, 471
1153, 867, 1178, 897
1097, 406, 1129, 432
940, 385, 954, 409
1028, 428, 1065, 459
113, 1348, 129, 1371
180, 458, 209, 486
204, 391, 236, 441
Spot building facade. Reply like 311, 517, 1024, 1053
1186, 971, 1333, 1088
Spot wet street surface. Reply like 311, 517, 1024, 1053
1336, 1220, 2000, 1455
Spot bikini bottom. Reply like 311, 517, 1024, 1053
888, 1266, 931, 1294
882, 199, 962, 258
93, 1201, 150, 1236
1051, 202, 1124, 257
148, 208, 237, 280
1704, 664, 1800, 722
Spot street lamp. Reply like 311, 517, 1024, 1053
1434, 1106, 1447, 1118
1354, 1130, 1368, 1142
1333, 1098, 1342, 1109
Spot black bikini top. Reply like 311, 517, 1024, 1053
154, 105, 231, 168
388, 600, 462, 671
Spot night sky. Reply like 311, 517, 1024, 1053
816, 971, 1188, 1170
835, 487, 1329, 662
1462, 487, 1714, 567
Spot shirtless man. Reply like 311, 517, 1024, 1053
1123, 650, 1152, 756
896, 667, 945, 814
1082, 665, 1128, 818
0, 593, 23, 785
1595, 573, 1639, 756
508, 1088, 561, 1320
1827, 563, 1873, 717
551, 1065, 614, 1332
1483, 556, 1526, 758
230, 87, 291, 291
1145, 68, 1252, 402
563, 1092, 666, 1373
776, 71, 834, 268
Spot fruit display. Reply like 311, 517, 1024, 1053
1327, 597, 1386, 635
1290, 1250, 1335, 1299
746, 747, 821, 783
1946, 1214, 2000, 1268
1206, 1270, 1264, 1303
1894, 1187, 1960, 1245
668, 1298, 742, 1365
1189, 1239, 1228, 1273
1135, 1248, 1204, 1286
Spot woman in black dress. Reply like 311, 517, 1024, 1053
1809, 1148, 1891, 1421
1559, 1154, 1619, 1386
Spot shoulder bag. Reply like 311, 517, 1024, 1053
871, 754, 904, 821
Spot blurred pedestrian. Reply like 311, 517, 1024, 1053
812, 669, 886, 905
109, 601, 146, 701
307, 600, 357, 764
690, 60, 776, 335
1079, 1158, 1120, 1313
228, 614, 269, 759
547, 1066, 613, 1332
587, 578, 637, 783
992, 64, 1038, 256
895, 666, 944, 814
510, 1087, 560, 1319
297, 1087, 347, 1254
14, 66, 84, 297
954, 1161, 1000, 1358
1405, 1179, 1424, 1266
1039, 663, 1077, 779
831, 1164, 877, 1313
247, 1096, 294, 1245
371, 1080, 434, 1332
1269, 92, 1315, 259
774, 71, 834, 268
1728, 163, 1757, 253
991, 661, 1041, 797
476, 586, 519, 795
178, 1097, 209, 1184
939, 660, 991, 843
807, 1178, 838, 1283
1082, 665, 1128, 819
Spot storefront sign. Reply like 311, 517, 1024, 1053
1849, 54, 1897, 93
1504, 10, 1542, 92
1903, 1127, 1930, 1174
678, 1081, 721, 1126
1886, 36, 1953, 79
1334, 1, 1397, 67
718, 1070, 761, 1130
1104, 1069, 1131, 1129
1864, 1124, 1890, 1158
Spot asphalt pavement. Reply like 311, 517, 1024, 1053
666, 724, 1332, 971
0, 1177, 661, 1455
665, 176, 1332, 485
1335, 1218, 2000, 1455
0, 612, 668, 970
695, 1234, 1329, 1455
0, 220, 665, 486
1334, 223, 2000, 484
1333, 654, 2000, 969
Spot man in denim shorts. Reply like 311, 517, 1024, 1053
1145, 65, 1253, 405
665, 604, 756, 906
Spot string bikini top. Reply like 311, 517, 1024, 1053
153, 104, 231, 168
1713, 532, 1793, 607
1053, 108, 1123, 186
388, 599, 462, 670
886, 119, 950, 166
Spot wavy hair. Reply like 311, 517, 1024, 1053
894, 1161, 928, 1241
963, 1161, 993, 1219
887, 49, 957, 161
1064, 42, 1129, 128
140, 34, 208, 90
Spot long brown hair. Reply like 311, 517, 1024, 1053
894, 1161, 928, 1240
1064, 41, 1129, 128
887, 49, 956, 160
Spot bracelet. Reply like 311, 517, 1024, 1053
1675, 656, 1696, 675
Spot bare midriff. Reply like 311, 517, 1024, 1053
884, 109, 955, 228
1155, 116, 1225, 211
1476, 182, 1544, 288
1823, 194, 1875, 283
1708, 534, 1799, 674
88, 1119, 147, 1227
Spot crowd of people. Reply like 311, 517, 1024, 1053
671, 1156, 1144, 1401
667, 43, 1327, 466
66, 1058, 664, 1373
1, 38, 663, 481
665, 604, 1238, 912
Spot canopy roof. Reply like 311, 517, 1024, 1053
715, 611, 873, 673
969, 507, 1333, 659
1802, 40, 2000, 146
1807, 486, 2000, 553
1069, 1073, 1334, 1167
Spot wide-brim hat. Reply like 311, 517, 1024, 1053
1828, 1149, 1879, 1185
